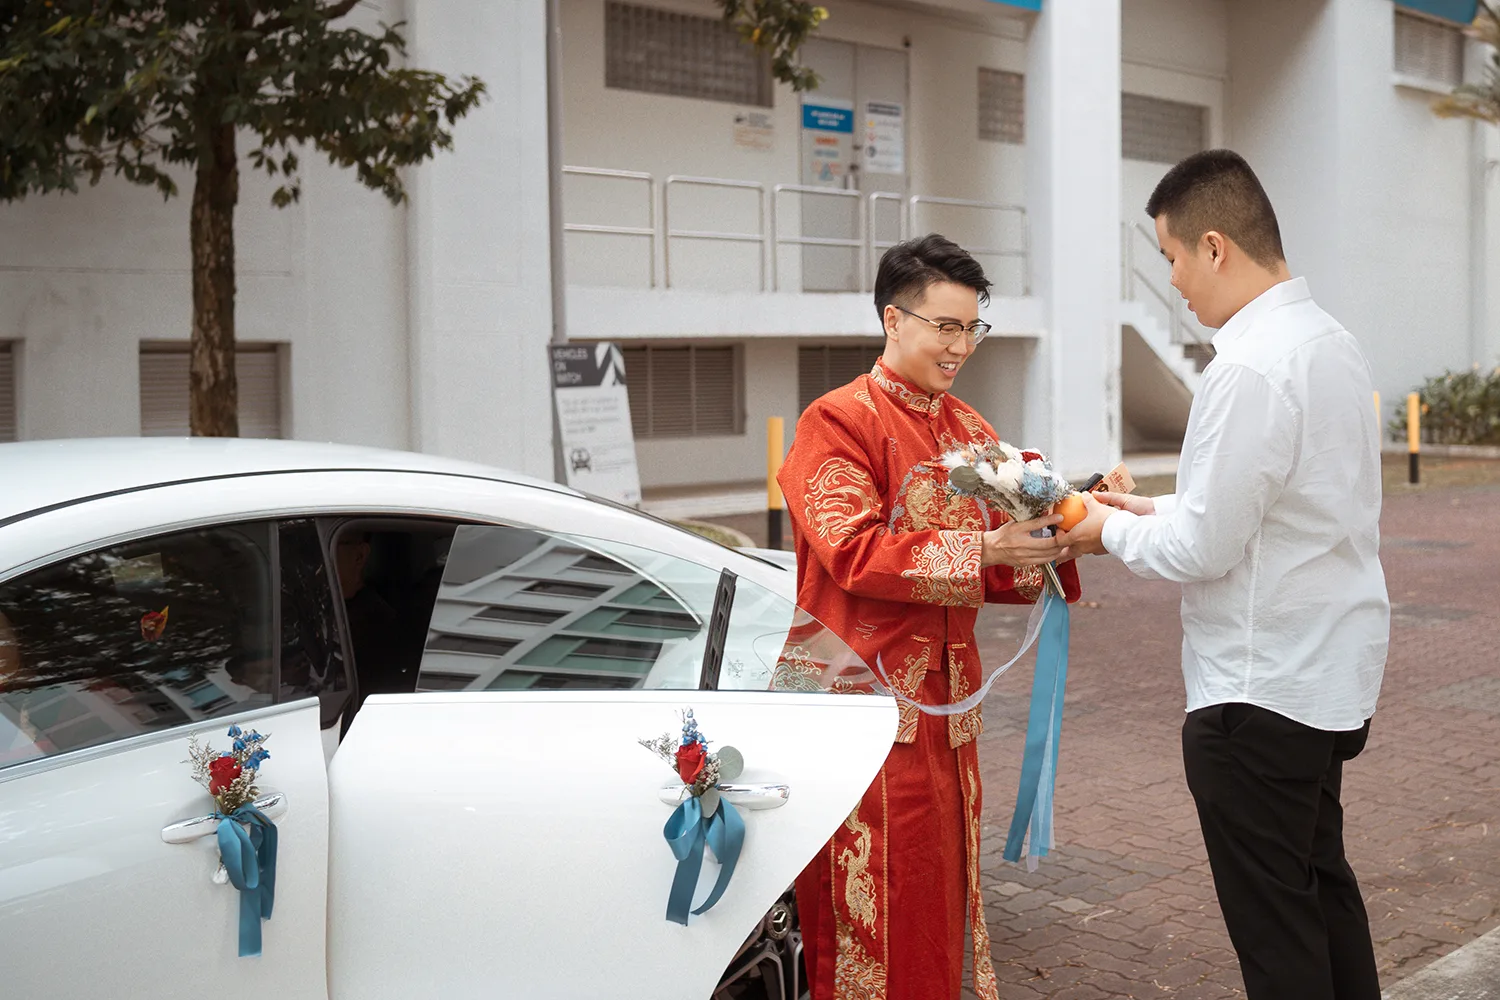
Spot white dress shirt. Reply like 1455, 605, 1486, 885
1101, 277, 1389, 732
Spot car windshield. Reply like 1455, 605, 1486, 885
415, 527, 877, 694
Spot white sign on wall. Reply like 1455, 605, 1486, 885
863, 100, 905, 175
733, 109, 774, 151
549, 343, 642, 505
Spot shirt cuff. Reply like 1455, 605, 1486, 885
1100, 508, 1140, 556
1153, 493, 1178, 518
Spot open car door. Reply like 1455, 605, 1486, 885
324, 524, 896, 1000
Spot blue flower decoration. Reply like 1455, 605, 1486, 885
219, 751, 234, 758
227, 725, 242, 738
233, 738, 247, 752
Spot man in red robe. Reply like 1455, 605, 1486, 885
777, 235, 1082, 1000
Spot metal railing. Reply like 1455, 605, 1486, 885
663, 175, 768, 291
1122, 221, 1209, 345
560, 166, 657, 287
908, 195, 1031, 296
561, 165, 1032, 295
769, 184, 865, 292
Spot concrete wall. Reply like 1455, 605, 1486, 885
1227, 0, 1487, 436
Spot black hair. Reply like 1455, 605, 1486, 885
1145, 149, 1285, 268
873, 233, 991, 322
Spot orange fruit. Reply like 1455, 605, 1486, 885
1055, 493, 1087, 532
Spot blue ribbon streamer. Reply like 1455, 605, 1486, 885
215, 805, 277, 957
662, 794, 745, 925
1003, 586, 1071, 868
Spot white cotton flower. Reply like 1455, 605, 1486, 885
1024, 458, 1050, 476
939, 450, 969, 470
977, 461, 1023, 495
994, 441, 1022, 463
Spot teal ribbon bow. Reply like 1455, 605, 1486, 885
1003, 587, 1071, 869
662, 794, 745, 925
215, 805, 277, 957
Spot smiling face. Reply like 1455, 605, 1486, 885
1155, 213, 1234, 330
880, 280, 980, 395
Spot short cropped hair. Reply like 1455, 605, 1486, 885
874, 233, 991, 321
1145, 150, 1285, 268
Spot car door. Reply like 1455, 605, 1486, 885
0, 518, 343, 999
324, 520, 897, 1000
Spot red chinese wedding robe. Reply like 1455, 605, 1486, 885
777, 359, 1082, 1000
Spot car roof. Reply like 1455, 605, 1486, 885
0, 437, 574, 525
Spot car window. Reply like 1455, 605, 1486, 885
415, 524, 800, 692
278, 519, 350, 727
0, 523, 276, 768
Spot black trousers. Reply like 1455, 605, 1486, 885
1182, 703, 1380, 1000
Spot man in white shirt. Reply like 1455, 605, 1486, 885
1061, 149, 1389, 1000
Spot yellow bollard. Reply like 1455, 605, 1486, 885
767, 417, 786, 549
1407, 392, 1421, 484
1373, 390, 1381, 430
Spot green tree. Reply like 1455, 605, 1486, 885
1434, 2, 1500, 124
0, 1, 485, 436
714, 0, 829, 92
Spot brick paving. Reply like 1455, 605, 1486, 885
719, 460, 1500, 997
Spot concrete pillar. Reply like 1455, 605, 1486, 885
1023, 0, 1122, 477
403, 0, 556, 478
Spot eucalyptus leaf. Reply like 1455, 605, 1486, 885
948, 466, 983, 491
715, 746, 744, 782
700, 787, 721, 817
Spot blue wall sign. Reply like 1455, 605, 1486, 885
1395, 1, 1477, 23
801, 103, 854, 134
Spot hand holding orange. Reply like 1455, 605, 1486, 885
1053, 493, 1088, 532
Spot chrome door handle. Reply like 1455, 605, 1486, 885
657, 782, 790, 811
161, 792, 288, 845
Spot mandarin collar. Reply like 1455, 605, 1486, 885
1212, 276, 1312, 350
870, 359, 944, 419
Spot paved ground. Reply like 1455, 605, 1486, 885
722, 457, 1500, 998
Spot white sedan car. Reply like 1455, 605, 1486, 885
0, 439, 896, 1000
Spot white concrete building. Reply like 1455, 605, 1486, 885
3, 0, 1497, 511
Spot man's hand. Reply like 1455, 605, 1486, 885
981, 514, 1067, 568
1056, 492, 1118, 557
1094, 491, 1155, 517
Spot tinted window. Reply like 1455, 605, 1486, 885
417, 525, 808, 692
0, 524, 276, 768
278, 519, 349, 725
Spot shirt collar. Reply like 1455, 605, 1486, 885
1212, 276, 1312, 350
869, 359, 944, 419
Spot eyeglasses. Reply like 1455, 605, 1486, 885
895, 306, 992, 346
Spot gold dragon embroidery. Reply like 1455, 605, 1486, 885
838, 806, 879, 932
902, 533, 984, 607
869, 363, 942, 417
964, 764, 1001, 1000
804, 458, 881, 548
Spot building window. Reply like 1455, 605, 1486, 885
978, 68, 1025, 144
1121, 93, 1208, 164
1394, 9, 1464, 91
0, 342, 15, 442
621, 344, 743, 438
798, 343, 885, 413
139, 344, 284, 438
605, 1, 773, 107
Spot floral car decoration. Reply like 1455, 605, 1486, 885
186, 725, 277, 957
640, 709, 746, 925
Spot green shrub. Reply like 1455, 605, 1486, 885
1388, 366, 1500, 446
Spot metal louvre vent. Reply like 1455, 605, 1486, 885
798, 344, 885, 413
621, 344, 744, 439
1121, 93, 1208, 164
1394, 9, 1464, 88
605, 1, 773, 107
978, 68, 1025, 144
139, 345, 283, 438
0, 342, 15, 442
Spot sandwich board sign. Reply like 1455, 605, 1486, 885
549, 343, 643, 505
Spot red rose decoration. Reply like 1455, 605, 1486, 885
140, 606, 169, 642
675, 742, 705, 785
208, 756, 242, 795
1020, 451, 1043, 463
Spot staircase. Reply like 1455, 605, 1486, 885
1119, 223, 1214, 450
